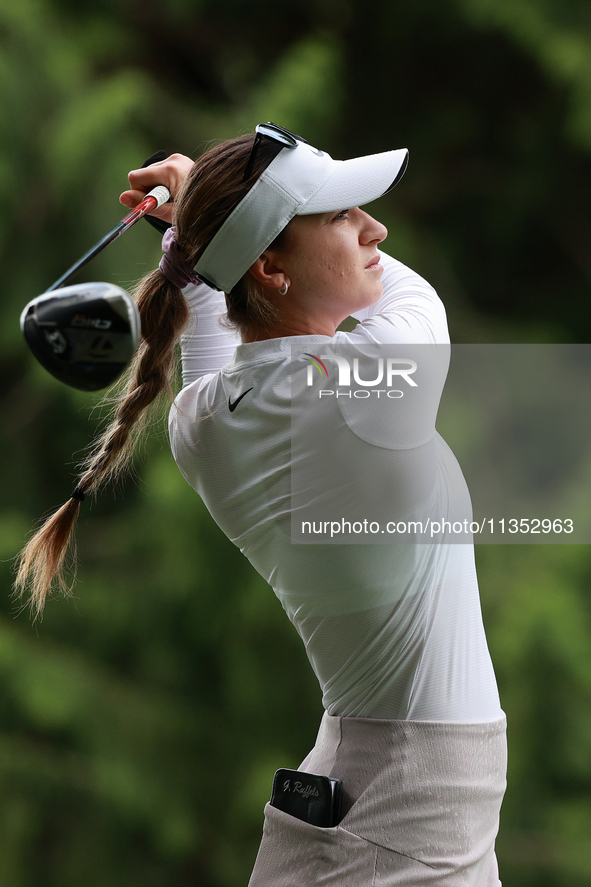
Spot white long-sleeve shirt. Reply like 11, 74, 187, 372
169, 251, 502, 721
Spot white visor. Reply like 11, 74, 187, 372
194, 140, 409, 293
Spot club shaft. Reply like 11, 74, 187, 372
45, 189, 167, 293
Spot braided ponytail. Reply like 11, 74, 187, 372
14, 272, 189, 619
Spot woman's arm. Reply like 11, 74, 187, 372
349, 250, 450, 345
178, 284, 241, 387
121, 153, 241, 386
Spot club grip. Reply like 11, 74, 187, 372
146, 185, 171, 209
142, 152, 173, 234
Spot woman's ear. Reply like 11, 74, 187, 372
248, 253, 289, 291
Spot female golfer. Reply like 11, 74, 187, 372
17, 124, 506, 885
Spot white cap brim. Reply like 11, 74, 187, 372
302, 148, 408, 214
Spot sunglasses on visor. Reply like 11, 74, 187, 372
242, 122, 308, 182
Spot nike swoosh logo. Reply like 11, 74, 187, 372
228, 387, 253, 412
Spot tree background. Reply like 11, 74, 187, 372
1, 0, 591, 884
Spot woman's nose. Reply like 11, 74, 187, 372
359, 210, 388, 244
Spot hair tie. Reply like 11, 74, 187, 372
159, 227, 201, 289
71, 487, 86, 502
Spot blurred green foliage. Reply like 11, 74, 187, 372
1, 0, 591, 884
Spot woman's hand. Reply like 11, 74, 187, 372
120, 153, 194, 226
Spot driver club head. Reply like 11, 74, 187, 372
20, 282, 141, 392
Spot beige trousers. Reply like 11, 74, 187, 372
249, 713, 507, 886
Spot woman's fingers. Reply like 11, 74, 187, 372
120, 188, 147, 209
120, 153, 195, 224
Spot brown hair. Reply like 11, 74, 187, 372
15, 134, 286, 618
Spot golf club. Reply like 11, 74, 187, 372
21, 183, 170, 392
